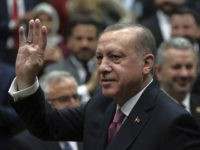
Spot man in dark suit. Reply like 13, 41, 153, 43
170, 6, 200, 96
8, 19, 200, 150
139, 0, 185, 49
11, 71, 83, 150
44, 14, 102, 103
155, 37, 200, 124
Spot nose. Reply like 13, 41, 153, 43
97, 58, 112, 73
81, 39, 89, 47
179, 67, 189, 77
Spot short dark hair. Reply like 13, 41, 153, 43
66, 14, 104, 38
172, 6, 200, 27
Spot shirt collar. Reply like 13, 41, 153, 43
119, 79, 153, 116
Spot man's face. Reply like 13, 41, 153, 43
68, 24, 98, 63
47, 78, 80, 109
156, 48, 197, 97
171, 14, 200, 43
96, 28, 153, 103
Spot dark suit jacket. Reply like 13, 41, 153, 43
0, 62, 23, 150
10, 130, 83, 150
190, 93, 200, 124
44, 55, 96, 85
12, 81, 200, 150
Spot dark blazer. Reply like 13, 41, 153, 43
10, 130, 83, 150
139, 14, 164, 49
190, 93, 200, 124
44, 55, 96, 84
0, 62, 23, 150
12, 81, 200, 150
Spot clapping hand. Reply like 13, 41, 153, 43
16, 19, 47, 90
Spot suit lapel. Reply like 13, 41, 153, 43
190, 94, 200, 123
106, 81, 158, 150
96, 102, 117, 150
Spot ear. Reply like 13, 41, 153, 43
154, 64, 162, 81
143, 53, 154, 75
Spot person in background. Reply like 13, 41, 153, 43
0, 61, 24, 150
8, 19, 200, 150
155, 37, 200, 124
67, 0, 135, 27
44, 14, 102, 103
170, 6, 200, 96
32, 2, 65, 68
11, 70, 82, 150
0, 0, 43, 65
171, 7, 200, 51
139, 0, 185, 49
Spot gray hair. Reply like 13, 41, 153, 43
156, 37, 198, 65
39, 71, 78, 98
103, 23, 156, 55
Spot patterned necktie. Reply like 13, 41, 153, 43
108, 109, 125, 142
64, 142, 73, 150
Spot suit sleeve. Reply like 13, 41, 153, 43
11, 87, 85, 141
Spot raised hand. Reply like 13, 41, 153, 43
16, 19, 47, 90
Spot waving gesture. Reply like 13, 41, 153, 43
16, 19, 47, 90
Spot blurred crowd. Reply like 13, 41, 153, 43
1, 0, 200, 150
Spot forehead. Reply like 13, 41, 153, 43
72, 24, 98, 35
164, 48, 196, 60
49, 78, 76, 89
171, 14, 197, 25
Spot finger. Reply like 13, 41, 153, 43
27, 19, 34, 43
33, 19, 41, 45
39, 26, 48, 51
18, 26, 26, 46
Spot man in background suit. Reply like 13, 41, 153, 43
155, 37, 200, 124
170, 7, 200, 95
139, 0, 185, 49
11, 71, 83, 150
44, 14, 102, 103
0, 0, 43, 65
8, 19, 200, 149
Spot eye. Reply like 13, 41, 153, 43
95, 54, 103, 64
110, 54, 121, 63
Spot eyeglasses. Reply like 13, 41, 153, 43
47, 94, 80, 103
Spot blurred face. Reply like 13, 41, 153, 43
47, 78, 80, 109
171, 14, 200, 43
154, 0, 184, 15
156, 48, 197, 98
96, 28, 154, 105
37, 13, 53, 34
68, 24, 98, 63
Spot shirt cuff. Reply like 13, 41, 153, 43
8, 77, 39, 102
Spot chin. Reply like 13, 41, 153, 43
102, 89, 117, 98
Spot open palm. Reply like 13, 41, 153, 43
16, 19, 47, 89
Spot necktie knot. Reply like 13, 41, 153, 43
113, 109, 125, 123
